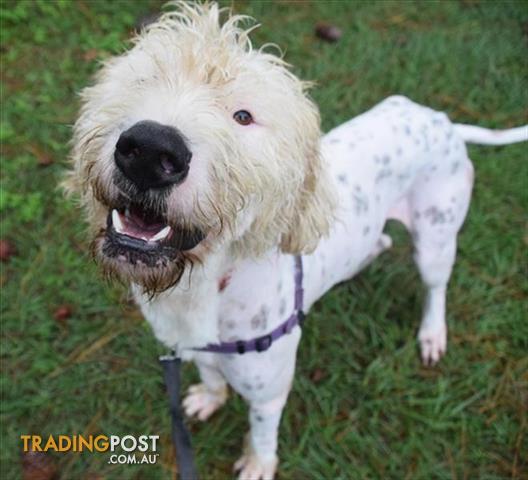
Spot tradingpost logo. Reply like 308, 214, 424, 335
21, 434, 160, 465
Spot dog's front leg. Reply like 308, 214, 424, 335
230, 331, 300, 480
234, 393, 289, 480
184, 354, 228, 421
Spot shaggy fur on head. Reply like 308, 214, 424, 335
65, 1, 336, 293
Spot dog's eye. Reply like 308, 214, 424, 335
233, 110, 253, 125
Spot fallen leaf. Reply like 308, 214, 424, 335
82, 49, 100, 62
21, 451, 57, 480
310, 368, 326, 384
0, 239, 16, 262
27, 144, 53, 167
54, 304, 73, 322
315, 23, 342, 43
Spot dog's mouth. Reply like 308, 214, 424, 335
101, 203, 205, 266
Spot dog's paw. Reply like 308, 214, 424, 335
378, 233, 393, 251
234, 451, 277, 480
418, 324, 447, 366
182, 383, 227, 421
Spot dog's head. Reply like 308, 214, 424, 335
65, 2, 336, 294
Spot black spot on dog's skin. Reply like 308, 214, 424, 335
352, 191, 369, 214
398, 172, 411, 183
255, 415, 264, 422
363, 225, 370, 236
337, 173, 348, 184
424, 206, 454, 225
251, 305, 269, 331
329, 138, 340, 144
242, 383, 253, 391
224, 319, 236, 330
375, 168, 392, 183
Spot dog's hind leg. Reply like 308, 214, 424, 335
183, 356, 228, 421
389, 153, 474, 364
410, 157, 474, 365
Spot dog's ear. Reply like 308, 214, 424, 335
279, 96, 336, 254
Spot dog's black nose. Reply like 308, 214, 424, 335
114, 120, 191, 190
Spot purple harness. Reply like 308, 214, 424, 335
196, 256, 305, 354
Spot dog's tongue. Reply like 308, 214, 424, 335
112, 207, 171, 242
127, 204, 165, 232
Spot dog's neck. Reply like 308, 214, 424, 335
132, 248, 230, 355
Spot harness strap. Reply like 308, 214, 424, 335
196, 256, 304, 355
159, 354, 198, 480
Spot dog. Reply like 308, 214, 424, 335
65, 3, 527, 479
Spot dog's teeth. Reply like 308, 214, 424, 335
150, 226, 171, 242
112, 209, 125, 233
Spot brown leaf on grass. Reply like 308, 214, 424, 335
53, 304, 73, 325
310, 367, 327, 384
82, 49, 101, 62
27, 144, 54, 167
315, 23, 342, 43
21, 451, 58, 480
0, 239, 16, 262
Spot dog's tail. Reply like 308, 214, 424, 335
454, 124, 528, 145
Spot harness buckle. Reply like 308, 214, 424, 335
298, 310, 306, 327
236, 341, 246, 354
255, 334, 273, 352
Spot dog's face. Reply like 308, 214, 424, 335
66, 3, 335, 294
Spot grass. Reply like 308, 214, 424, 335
1, 0, 527, 479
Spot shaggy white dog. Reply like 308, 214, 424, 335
66, 3, 527, 479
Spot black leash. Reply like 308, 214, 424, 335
159, 353, 199, 480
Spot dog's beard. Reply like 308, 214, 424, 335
91, 231, 202, 296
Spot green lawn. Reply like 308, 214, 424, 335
1, 1, 527, 479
